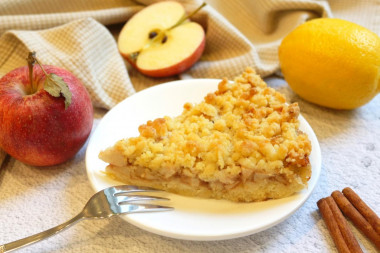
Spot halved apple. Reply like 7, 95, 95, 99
118, 1, 206, 77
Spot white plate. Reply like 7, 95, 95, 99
85, 79, 321, 241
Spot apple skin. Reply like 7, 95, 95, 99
0, 65, 93, 166
122, 36, 206, 77
117, 1, 206, 78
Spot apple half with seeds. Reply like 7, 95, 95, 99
118, 1, 206, 77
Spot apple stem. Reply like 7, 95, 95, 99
25, 52, 72, 109
169, 2, 206, 30
32, 56, 49, 77
26, 52, 37, 93
26, 52, 51, 93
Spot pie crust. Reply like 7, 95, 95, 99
99, 68, 312, 202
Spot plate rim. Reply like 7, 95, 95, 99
85, 78, 322, 241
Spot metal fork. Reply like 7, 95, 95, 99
0, 185, 173, 252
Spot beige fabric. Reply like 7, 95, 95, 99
0, 1, 379, 252
0, 0, 377, 182
0, 0, 377, 181
0, 0, 142, 34
0, 0, 333, 90
0, 0, 333, 168
0, 19, 135, 109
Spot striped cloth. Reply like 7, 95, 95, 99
0, 0, 378, 167
0, 0, 332, 108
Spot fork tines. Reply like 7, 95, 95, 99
111, 185, 163, 194
106, 185, 174, 213
118, 203, 174, 213
117, 195, 170, 203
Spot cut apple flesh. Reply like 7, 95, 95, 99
118, 1, 206, 77
137, 22, 205, 73
118, 1, 185, 54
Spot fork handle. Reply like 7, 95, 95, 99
0, 212, 84, 252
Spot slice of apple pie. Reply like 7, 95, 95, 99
99, 68, 312, 202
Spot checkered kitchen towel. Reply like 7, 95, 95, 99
0, 0, 378, 166
0, 0, 332, 106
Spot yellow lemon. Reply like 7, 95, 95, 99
279, 18, 380, 109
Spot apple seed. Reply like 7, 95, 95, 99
149, 31, 158, 39
128, 2, 206, 60
26, 51, 72, 109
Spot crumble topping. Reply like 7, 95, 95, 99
112, 68, 311, 187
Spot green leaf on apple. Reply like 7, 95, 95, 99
44, 73, 72, 109
27, 51, 72, 109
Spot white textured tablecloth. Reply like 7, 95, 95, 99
0, 0, 379, 252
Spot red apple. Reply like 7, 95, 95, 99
0, 57, 93, 166
118, 1, 206, 77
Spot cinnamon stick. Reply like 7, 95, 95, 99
342, 187, 380, 235
325, 196, 363, 252
332, 191, 380, 250
317, 198, 350, 253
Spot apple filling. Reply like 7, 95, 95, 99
99, 68, 312, 202
104, 162, 311, 202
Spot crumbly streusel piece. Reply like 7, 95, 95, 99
99, 67, 312, 202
